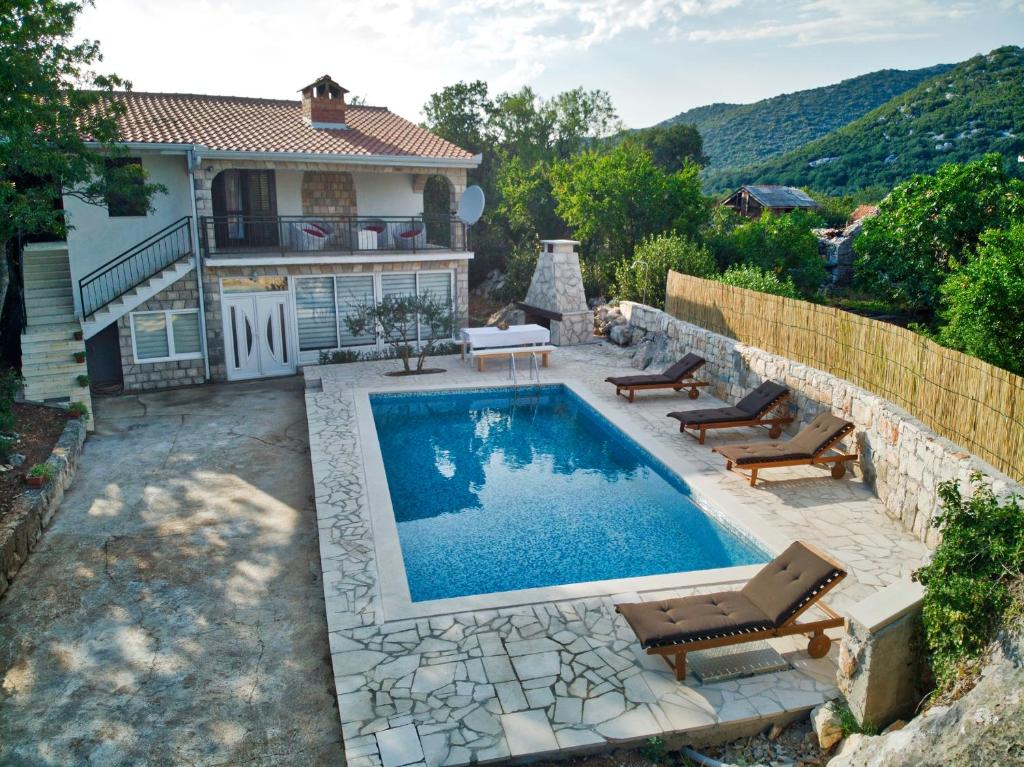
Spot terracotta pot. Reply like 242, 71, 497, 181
73, 354, 86, 364
25, 475, 45, 488
66, 412, 81, 420
73, 331, 83, 341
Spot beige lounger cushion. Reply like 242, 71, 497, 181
715, 412, 854, 466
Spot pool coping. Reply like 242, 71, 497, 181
353, 379, 784, 622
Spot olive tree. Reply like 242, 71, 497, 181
344, 294, 456, 373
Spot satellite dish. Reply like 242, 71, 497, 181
457, 185, 485, 226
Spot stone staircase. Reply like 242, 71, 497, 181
19, 243, 93, 424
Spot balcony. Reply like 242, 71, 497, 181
198, 215, 468, 260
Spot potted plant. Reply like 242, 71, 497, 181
73, 351, 86, 364
25, 463, 53, 488
66, 401, 89, 420
73, 330, 83, 341
76, 374, 90, 388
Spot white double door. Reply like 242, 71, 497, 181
223, 292, 295, 380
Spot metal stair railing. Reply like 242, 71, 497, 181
78, 217, 193, 319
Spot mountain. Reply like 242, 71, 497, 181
662, 64, 953, 172
704, 46, 1024, 195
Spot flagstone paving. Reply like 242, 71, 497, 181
305, 342, 931, 767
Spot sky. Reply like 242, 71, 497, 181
76, 0, 1024, 128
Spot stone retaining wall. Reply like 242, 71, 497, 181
0, 418, 87, 598
619, 301, 1024, 545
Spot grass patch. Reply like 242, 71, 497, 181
828, 700, 880, 737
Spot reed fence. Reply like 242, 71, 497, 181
665, 270, 1024, 482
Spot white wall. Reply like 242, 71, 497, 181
63, 152, 193, 315
351, 173, 422, 217
275, 170, 304, 216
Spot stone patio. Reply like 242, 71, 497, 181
305, 342, 930, 767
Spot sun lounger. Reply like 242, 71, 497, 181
616, 540, 846, 680
713, 412, 857, 486
605, 353, 708, 402
667, 381, 792, 444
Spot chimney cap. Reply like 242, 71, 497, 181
300, 75, 349, 98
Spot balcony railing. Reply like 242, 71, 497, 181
198, 214, 467, 258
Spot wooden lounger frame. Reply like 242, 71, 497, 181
679, 393, 793, 444
644, 542, 847, 681
614, 377, 709, 403
714, 430, 858, 486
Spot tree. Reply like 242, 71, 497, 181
939, 222, 1024, 375
343, 294, 456, 373
854, 154, 1024, 317
633, 123, 708, 171
716, 264, 799, 298
549, 141, 708, 291
422, 80, 492, 156
726, 210, 826, 296
1, 0, 163, 243
549, 88, 620, 159
613, 233, 716, 306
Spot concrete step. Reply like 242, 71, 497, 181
22, 323, 80, 339
24, 286, 73, 300
24, 278, 72, 291
27, 295, 74, 310
26, 310, 77, 325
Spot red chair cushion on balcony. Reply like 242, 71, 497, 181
302, 224, 328, 238
399, 229, 422, 238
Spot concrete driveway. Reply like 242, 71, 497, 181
0, 377, 344, 766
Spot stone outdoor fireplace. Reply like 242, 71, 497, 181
518, 239, 592, 345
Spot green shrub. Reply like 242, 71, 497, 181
0, 435, 14, 462
726, 209, 826, 296
492, 243, 538, 303
613, 233, 716, 307
828, 699, 879, 737
66, 401, 89, 419
76, 374, 90, 388
716, 264, 799, 299
914, 473, 1024, 687
318, 349, 362, 365
28, 462, 54, 479
938, 222, 1024, 376
0, 368, 22, 432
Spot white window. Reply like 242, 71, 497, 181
130, 310, 203, 363
293, 271, 455, 354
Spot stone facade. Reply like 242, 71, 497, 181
202, 260, 470, 382
302, 171, 357, 216
118, 270, 205, 391
618, 301, 1024, 545
524, 241, 592, 346
815, 218, 865, 287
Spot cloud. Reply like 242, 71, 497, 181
682, 0, 978, 46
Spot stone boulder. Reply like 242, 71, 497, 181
608, 324, 632, 347
486, 303, 525, 327
473, 269, 505, 297
630, 331, 669, 370
811, 702, 845, 750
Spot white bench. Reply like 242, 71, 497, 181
469, 345, 555, 372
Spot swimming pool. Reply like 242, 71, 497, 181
369, 385, 767, 602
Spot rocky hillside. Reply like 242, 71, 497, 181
661, 65, 951, 172
706, 46, 1024, 195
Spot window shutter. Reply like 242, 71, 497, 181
171, 313, 201, 355
295, 277, 338, 351
417, 272, 453, 341
336, 276, 375, 347
134, 314, 169, 359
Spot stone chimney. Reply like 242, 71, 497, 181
522, 240, 592, 345
300, 75, 349, 129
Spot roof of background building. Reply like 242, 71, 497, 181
732, 185, 819, 208
87, 91, 476, 162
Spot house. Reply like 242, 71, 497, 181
21, 75, 480, 403
720, 185, 819, 219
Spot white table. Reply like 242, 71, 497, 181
459, 324, 552, 370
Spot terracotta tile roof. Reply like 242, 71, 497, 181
90, 91, 476, 162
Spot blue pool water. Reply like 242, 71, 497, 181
370, 385, 767, 602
